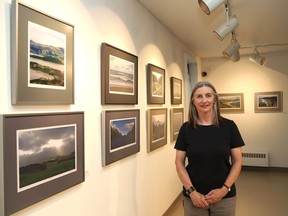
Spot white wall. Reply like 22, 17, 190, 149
0, 0, 200, 215
201, 55, 288, 168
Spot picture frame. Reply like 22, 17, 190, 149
219, 93, 244, 113
170, 108, 184, 142
102, 110, 140, 166
171, 77, 182, 104
101, 43, 138, 104
1, 112, 84, 215
147, 64, 165, 104
254, 91, 283, 113
147, 108, 167, 152
11, 0, 74, 105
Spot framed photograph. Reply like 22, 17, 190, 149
147, 108, 167, 152
171, 77, 182, 104
219, 93, 244, 113
147, 64, 165, 104
101, 43, 138, 104
1, 112, 84, 215
170, 108, 184, 142
102, 110, 140, 166
11, 0, 74, 105
254, 91, 283, 113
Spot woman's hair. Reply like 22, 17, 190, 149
187, 81, 222, 128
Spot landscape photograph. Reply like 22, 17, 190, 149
152, 114, 166, 143
109, 55, 134, 95
152, 71, 163, 97
173, 112, 183, 137
29, 21, 66, 89
17, 125, 76, 192
219, 95, 241, 109
110, 117, 136, 152
257, 95, 278, 108
173, 82, 181, 99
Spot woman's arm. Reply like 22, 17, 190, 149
223, 147, 243, 189
175, 150, 209, 208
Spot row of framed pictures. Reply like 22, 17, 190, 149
1, 108, 183, 215
11, 0, 182, 106
101, 43, 182, 105
102, 108, 184, 165
219, 91, 283, 113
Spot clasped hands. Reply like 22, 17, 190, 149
190, 188, 228, 208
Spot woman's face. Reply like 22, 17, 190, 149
192, 86, 216, 114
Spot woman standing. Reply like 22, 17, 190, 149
175, 81, 245, 216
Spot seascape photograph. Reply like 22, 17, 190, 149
17, 125, 76, 192
109, 55, 134, 95
28, 21, 66, 89
219, 95, 241, 109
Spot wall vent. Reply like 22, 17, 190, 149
242, 151, 269, 167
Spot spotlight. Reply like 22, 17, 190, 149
249, 48, 266, 65
222, 39, 240, 58
213, 16, 239, 41
198, 0, 226, 15
230, 50, 240, 62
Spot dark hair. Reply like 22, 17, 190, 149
187, 81, 222, 128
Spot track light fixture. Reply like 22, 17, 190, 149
198, 0, 226, 15
222, 39, 240, 58
249, 48, 266, 65
230, 50, 240, 62
213, 15, 239, 41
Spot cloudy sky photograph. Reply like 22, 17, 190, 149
17, 125, 76, 167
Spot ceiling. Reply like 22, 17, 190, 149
137, 0, 288, 59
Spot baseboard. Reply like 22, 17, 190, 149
242, 166, 288, 172
162, 192, 182, 216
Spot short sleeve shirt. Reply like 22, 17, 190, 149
174, 118, 245, 198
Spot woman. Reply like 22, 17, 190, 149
175, 81, 245, 216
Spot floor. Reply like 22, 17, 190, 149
163, 168, 288, 216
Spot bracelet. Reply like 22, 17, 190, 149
185, 186, 196, 195
223, 184, 231, 192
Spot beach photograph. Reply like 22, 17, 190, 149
109, 55, 134, 95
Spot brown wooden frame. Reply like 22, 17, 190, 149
101, 43, 138, 104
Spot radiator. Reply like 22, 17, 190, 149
242, 151, 269, 167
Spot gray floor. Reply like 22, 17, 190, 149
163, 168, 288, 216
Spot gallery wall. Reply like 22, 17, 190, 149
201, 54, 288, 168
0, 0, 200, 215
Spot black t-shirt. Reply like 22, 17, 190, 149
174, 118, 245, 198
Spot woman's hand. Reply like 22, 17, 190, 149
190, 191, 210, 208
205, 188, 228, 204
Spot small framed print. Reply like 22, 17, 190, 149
219, 93, 244, 113
147, 64, 165, 104
1, 112, 84, 215
170, 108, 184, 142
101, 43, 138, 104
171, 77, 182, 104
254, 91, 283, 113
147, 108, 167, 152
11, 0, 74, 104
102, 110, 140, 166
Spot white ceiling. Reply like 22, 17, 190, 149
137, 0, 288, 59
